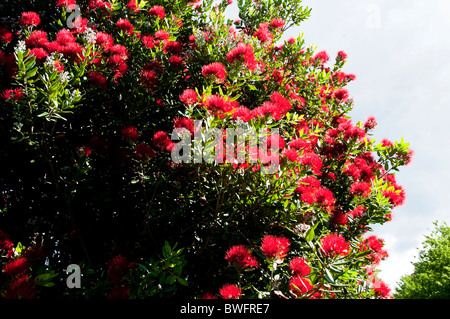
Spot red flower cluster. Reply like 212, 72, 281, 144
19, 11, 41, 27
254, 22, 273, 44
108, 255, 133, 284
126, 0, 140, 13
359, 235, 388, 266
226, 43, 257, 71
56, 0, 76, 7
180, 89, 198, 105
1, 88, 23, 101
295, 176, 335, 212
372, 278, 392, 299
201, 62, 227, 82
260, 235, 290, 260
382, 174, 406, 207
219, 284, 242, 299
0, 230, 47, 299
349, 181, 372, 197
320, 233, 350, 258
148, 5, 165, 20
153, 131, 174, 151
225, 245, 258, 269
116, 19, 134, 35
4, 275, 36, 299
135, 143, 156, 161
252, 91, 292, 120
120, 126, 140, 141
289, 257, 310, 277
2, 257, 30, 275
174, 117, 194, 136
0, 27, 13, 43
0, 230, 14, 257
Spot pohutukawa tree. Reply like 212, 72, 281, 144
0, 0, 413, 299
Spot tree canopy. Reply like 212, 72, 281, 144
395, 221, 450, 299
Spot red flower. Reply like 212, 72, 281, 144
4, 275, 36, 299
300, 152, 323, 175
56, 0, 76, 7
364, 115, 377, 130
219, 284, 242, 299
381, 138, 393, 147
350, 181, 371, 197
264, 91, 292, 120
87, 71, 108, 90
330, 210, 349, 226
231, 106, 253, 122
61, 42, 83, 61
56, 29, 76, 45
254, 22, 272, 44
174, 117, 194, 135
201, 62, 227, 82
289, 276, 317, 298
135, 143, 156, 161
225, 245, 258, 269
348, 206, 366, 218
78, 145, 93, 157
179, 89, 198, 105
19, 12, 41, 27
312, 50, 329, 64
116, 19, 134, 35
140, 69, 158, 92
359, 235, 388, 265
289, 257, 311, 277
205, 94, 233, 113
29, 47, 48, 61
337, 50, 348, 61
261, 235, 290, 260
270, 18, 285, 29
295, 176, 321, 204
153, 131, 173, 151
0, 27, 13, 43
141, 35, 155, 49
120, 126, 140, 141
126, 0, 140, 13
1, 88, 23, 101
288, 138, 311, 151
95, 32, 114, 52
149, 5, 165, 20
2, 257, 30, 275
110, 44, 129, 59
168, 55, 183, 68
314, 187, 335, 211
333, 88, 349, 102
320, 233, 350, 258
107, 255, 132, 284
163, 41, 182, 55
382, 187, 405, 207
372, 278, 392, 299
226, 43, 257, 71
199, 292, 218, 299
155, 30, 170, 41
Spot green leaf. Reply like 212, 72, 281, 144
26, 67, 38, 78
324, 268, 335, 284
166, 275, 177, 285
177, 277, 188, 286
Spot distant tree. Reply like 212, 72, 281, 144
395, 221, 450, 299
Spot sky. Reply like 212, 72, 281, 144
227, 0, 450, 291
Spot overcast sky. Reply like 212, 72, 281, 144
227, 0, 450, 291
